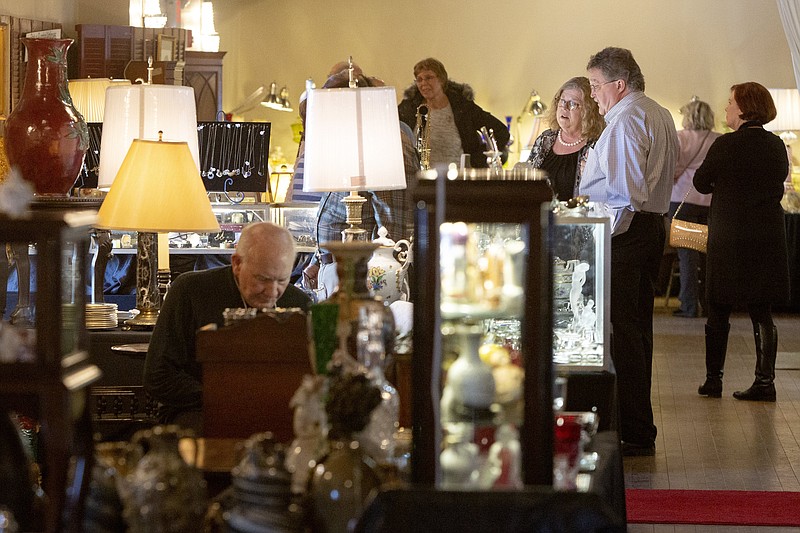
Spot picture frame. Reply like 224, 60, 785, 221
157, 34, 175, 62
0, 24, 7, 119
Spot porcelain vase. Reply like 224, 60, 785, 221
4, 38, 88, 196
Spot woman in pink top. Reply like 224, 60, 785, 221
668, 98, 721, 318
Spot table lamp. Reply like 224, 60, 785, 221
98, 84, 200, 190
95, 136, 220, 326
68, 78, 130, 122
517, 89, 548, 163
303, 67, 406, 241
766, 88, 800, 144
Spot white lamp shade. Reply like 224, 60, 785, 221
97, 84, 199, 189
68, 78, 130, 122
96, 139, 220, 233
766, 88, 800, 132
303, 86, 406, 192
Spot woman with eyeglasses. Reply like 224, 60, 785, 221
526, 77, 605, 200
398, 57, 510, 168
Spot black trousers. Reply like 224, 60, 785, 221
610, 212, 665, 446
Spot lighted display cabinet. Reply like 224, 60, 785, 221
108, 202, 269, 253
0, 210, 101, 532
411, 170, 555, 487
552, 204, 611, 372
269, 202, 319, 252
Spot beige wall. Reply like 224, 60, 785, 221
8, 1, 799, 164
0, 0, 76, 31
217, 0, 796, 164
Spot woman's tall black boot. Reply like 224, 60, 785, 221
733, 324, 777, 402
698, 323, 729, 397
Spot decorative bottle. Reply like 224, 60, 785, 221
356, 304, 400, 466
122, 425, 208, 533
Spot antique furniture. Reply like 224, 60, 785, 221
411, 171, 554, 486
196, 311, 312, 442
0, 210, 102, 532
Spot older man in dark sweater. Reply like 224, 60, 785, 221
144, 222, 311, 432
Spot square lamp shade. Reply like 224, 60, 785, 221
303, 86, 405, 192
303, 85, 406, 241
767, 88, 800, 139
68, 78, 130, 122
96, 139, 219, 326
98, 84, 200, 189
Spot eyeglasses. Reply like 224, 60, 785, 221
589, 79, 618, 93
558, 99, 581, 111
415, 75, 438, 84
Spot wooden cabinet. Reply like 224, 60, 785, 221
0, 210, 101, 532
73, 25, 223, 121
184, 51, 226, 121
74, 24, 189, 80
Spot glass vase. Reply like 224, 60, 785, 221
307, 439, 380, 533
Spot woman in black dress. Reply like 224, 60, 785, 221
526, 77, 605, 200
693, 82, 789, 401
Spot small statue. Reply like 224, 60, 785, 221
568, 261, 590, 328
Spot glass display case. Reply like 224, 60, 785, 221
107, 201, 269, 254
0, 210, 101, 532
269, 202, 319, 252
411, 172, 554, 488
552, 203, 611, 371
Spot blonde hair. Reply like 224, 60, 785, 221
547, 77, 605, 141
680, 98, 715, 130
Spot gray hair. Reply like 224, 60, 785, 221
235, 222, 296, 263
587, 47, 645, 92
680, 98, 715, 131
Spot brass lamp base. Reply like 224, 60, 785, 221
125, 307, 160, 327
341, 190, 368, 242
127, 231, 162, 329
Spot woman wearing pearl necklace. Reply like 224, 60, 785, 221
526, 77, 605, 200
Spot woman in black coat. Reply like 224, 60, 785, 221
693, 81, 789, 401
398, 57, 509, 169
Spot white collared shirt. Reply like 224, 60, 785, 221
579, 91, 678, 235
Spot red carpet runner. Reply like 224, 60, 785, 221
626, 489, 800, 526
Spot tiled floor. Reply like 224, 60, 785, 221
625, 304, 800, 532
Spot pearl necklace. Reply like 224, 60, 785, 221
558, 130, 584, 147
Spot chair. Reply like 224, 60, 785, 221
662, 254, 681, 309
196, 311, 312, 442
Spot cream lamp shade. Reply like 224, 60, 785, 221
766, 88, 800, 132
95, 138, 218, 326
96, 139, 219, 233
303, 86, 406, 192
766, 88, 800, 145
97, 84, 200, 189
68, 78, 130, 122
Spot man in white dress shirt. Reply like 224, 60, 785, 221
579, 47, 678, 456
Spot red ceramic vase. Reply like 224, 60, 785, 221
4, 38, 88, 196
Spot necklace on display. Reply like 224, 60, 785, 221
558, 130, 584, 147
